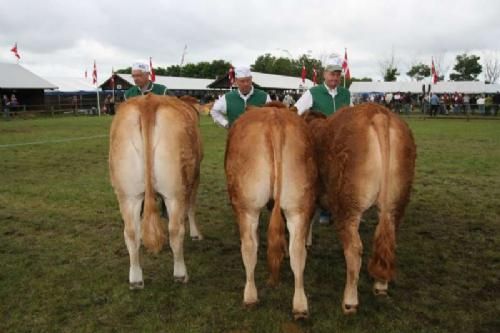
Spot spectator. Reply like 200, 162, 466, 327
485, 94, 493, 115
430, 93, 440, 117
477, 95, 485, 114
492, 91, 500, 116
2, 94, 10, 119
282, 93, 295, 107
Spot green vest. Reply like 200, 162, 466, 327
309, 84, 351, 116
225, 88, 268, 126
124, 81, 168, 100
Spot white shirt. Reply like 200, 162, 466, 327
294, 83, 353, 115
211, 86, 271, 128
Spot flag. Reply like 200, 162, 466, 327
150, 57, 156, 82
431, 58, 438, 84
342, 48, 351, 80
312, 66, 317, 85
10, 43, 20, 60
92, 60, 97, 85
301, 64, 306, 83
111, 67, 115, 89
228, 65, 235, 87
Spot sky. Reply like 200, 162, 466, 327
1, 0, 499, 82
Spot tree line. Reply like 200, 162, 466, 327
116, 52, 499, 84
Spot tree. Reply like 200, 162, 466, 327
483, 51, 500, 84
406, 63, 431, 81
116, 59, 232, 79
449, 53, 482, 81
384, 68, 399, 82
116, 67, 131, 74
379, 49, 399, 81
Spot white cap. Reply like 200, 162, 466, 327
132, 61, 150, 73
235, 66, 252, 78
324, 56, 343, 72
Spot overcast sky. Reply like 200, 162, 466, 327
1, 0, 499, 82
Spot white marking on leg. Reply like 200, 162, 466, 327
167, 199, 188, 282
286, 213, 309, 317
240, 210, 259, 305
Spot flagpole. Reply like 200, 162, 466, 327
96, 83, 101, 117
112, 68, 115, 102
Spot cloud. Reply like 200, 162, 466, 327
1, 0, 499, 81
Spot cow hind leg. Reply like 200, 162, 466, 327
368, 210, 398, 296
166, 198, 189, 283
237, 208, 260, 306
187, 176, 203, 241
285, 211, 309, 319
337, 214, 363, 314
119, 195, 144, 289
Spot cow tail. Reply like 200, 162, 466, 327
267, 115, 286, 286
368, 111, 396, 281
140, 103, 165, 254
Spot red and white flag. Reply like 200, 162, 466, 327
10, 43, 20, 60
228, 65, 235, 87
150, 57, 156, 82
301, 64, 306, 83
92, 60, 97, 85
312, 66, 318, 85
342, 48, 351, 80
431, 58, 438, 84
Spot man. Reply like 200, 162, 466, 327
295, 55, 352, 116
124, 62, 168, 100
430, 93, 440, 116
294, 55, 352, 224
211, 66, 271, 128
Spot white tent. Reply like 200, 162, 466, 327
44, 77, 102, 93
350, 81, 499, 94
0, 63, 57, 89
116, 74, 214, 91
250, 72, 314, 90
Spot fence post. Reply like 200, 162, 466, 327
51, 106, 54, 117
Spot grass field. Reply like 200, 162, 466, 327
0, 115, 499, 333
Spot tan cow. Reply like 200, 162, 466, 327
109, 94, 203, 289
225, 102, 317, 319
303, 103, 416, 314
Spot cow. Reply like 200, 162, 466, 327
225, 102, 317, 319
302, 103, 416, 314
109, 94, 203, 289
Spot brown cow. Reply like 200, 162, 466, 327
109, 94, 203, 289
303, 103, 416, 314
225, 102, 317, 319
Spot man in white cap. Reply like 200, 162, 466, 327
124, 61, 168, 100
294, 55, 352, 116
211, 66, 271, 128
295, 55, 352, 224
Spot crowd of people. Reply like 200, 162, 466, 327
356, 91, 500, 116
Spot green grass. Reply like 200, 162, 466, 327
0, 115, 499, 333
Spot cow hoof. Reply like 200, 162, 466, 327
191, 235, 203, 241
342, 303, 358, 315
373, 287, 388, 297
174, 275, 189, 283
243, 300, 259, 309
129, 281, 144, 290
293, 310, 309, 321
